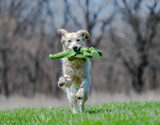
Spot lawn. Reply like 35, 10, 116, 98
0, 101, 160, 125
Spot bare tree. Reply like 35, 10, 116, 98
44, 0, 67, 97
111, 0, 160, 92
63, 0, 114, 48
0, 0, 45, 97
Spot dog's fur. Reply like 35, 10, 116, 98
57, 29, 91, 113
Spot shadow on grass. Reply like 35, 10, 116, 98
86, 108, 113, 114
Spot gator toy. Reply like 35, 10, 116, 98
49, 46, 102, 63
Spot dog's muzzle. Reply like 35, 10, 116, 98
73, 45, 78, 51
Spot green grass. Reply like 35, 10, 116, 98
0, 101, 160, 125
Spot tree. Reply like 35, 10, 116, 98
111, 0, 160, 92
63, 0, 114, 48
0, 0, 45, 97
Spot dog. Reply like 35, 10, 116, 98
57, 29, 91, 113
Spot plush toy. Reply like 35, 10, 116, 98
49, 46, 102, 63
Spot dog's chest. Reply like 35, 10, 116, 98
63, 59, 87, 78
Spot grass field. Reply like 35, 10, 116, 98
0, 101, 160, 125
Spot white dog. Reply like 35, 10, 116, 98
57, 29, 91, 113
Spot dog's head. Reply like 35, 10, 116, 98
57, 29, 90, 51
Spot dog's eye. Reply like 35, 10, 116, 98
68, 40, 71, 42
77, 39, 80, 42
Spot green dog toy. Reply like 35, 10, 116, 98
49, 46, 102, 63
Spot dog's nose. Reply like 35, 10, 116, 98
73, 45, 77, 51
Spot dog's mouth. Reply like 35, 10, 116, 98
72, 46, 81, 52
73, 48, 80, 59
67, 46, 81, 59
73, 47, 81, 52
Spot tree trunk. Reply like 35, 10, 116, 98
134, 52, 148, 92
1, 49, 9, 97
136, 66, 144, 92
53, 37, 62, 98
53, 59, 61, 98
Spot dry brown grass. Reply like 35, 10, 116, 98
0, 91, 160, 110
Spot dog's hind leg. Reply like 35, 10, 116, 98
67, 88, 78, 114
80, 89, 89, 113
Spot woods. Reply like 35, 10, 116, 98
0, 0, 160, 97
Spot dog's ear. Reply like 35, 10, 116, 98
77, 30, 90, 41
57, 29, 68, 43
57, 29, 68, 36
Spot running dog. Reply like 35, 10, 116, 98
57, 29, 91, 113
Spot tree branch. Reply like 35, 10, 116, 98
63, 0, 82, 28
77, 0, 86, 13
146, 0, 160, 46
93, 14, 114, 47
110, 29, 136, 77
44, 0, 57, 31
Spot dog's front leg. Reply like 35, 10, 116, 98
58, 75, 72, 88
75, 78, 90, 100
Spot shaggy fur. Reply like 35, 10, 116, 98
57, 29, 91, 113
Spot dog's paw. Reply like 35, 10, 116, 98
75, 88, 84, 100
58, 77, 66, 87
